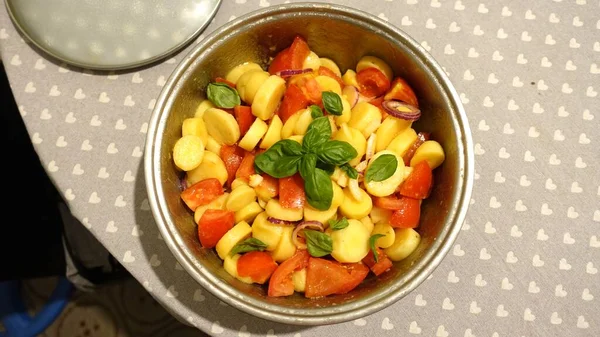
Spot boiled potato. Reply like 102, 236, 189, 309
331, 182, 345, 207
238, 118, 268, 151
304, 205, 338, 225
252, 212, 285, 250
266, 199, 303, 221
330, 219, 370, 263
292, 268, 307, 292
186, 151, 228, 186
349, 102, 382, 137
252, 75, 286, 120
293, 108, 313, 135
334, 96, 352, 126
281, 111, 301, 139
376, 117, 412, 152
235, 201, 263, 223
237, 69, 270, 104
371, 223, 396, 248
370, 206, 392, 224
205, 135, 222, 154
387, 127, 418, 157
260, 115, 283, 149
333, 123, 366, 166
356, 56, 393, 81
328, 116, 338, 134
194, 100, 215, 118
194, 193, 229, 224
226, 185, 257, 212
403, 166, 413, 179
287, 135, 304, 144
364, 150, 405, 197
216, 221, 252, 259
315, 75, 342, 95
231, 178, 248, 189
182, 118, 209, 145
360, 216, 374, 233
302, 51, 321, 70
319, 58, 342, 77
384, 228, 421, 261
224, 254, 253, 284
271, 226, 296, 262
225, 62, 263, 84
339, 186, 373, 219
173, 135, 205, 171
410, 140, 445, 169
342, 69, 359, 88
203, 108, 241, 145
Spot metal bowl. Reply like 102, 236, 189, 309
145, 2, 474, 326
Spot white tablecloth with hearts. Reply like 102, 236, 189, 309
1, 0, 598, 336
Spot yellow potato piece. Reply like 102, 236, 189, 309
364, 150, 405, 197
252, 212, 285, 251
252, 75, 286, 120
266, 199, 303, 221
328, 116, 338, 134
384, 228, 421, 261
360, 216, 374, 233
356, 55, 393, 81
186, 151, 228, 186
302, 51, 321, 70
349, 102, 382, 138
334, 96, 352, 126
224, 254, 253, 284
259, 115, 283, 149
235, 201, 263, 224
315, 75, 342, 96
292, 268, 307, 293
182, 117, 209, 145
370, 206, 392, 224
410, 140, 445, 169
330, 219, 370, 263
319, 58, 342, 77
230, 178, 248, 189
281, 111, 301, 139
403, 166, 413, 179
339, 186, 373, 219
238, 118, 268, 151
386, 127, 418, 157
333, 123, 366, 166
304, 205, 338, 225
225, 185, 257, 212
173, 135, 205, 171
271, 226, 296, 262
216, 221, 252, 259
194, 193, 229, 224
237, 69, 270, 104
194, 100, 215, 118
371, 223, 396, 248
203, 108, 240, 145
293, 108, 313, 135
205, 135, 222, 154
331, 182, 345, 207
376, 116, 412, 152
287, 135, 304, 144
225, 62, 263, 85
342, 69, 359, 88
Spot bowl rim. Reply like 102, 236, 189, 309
145, 2, 474, 326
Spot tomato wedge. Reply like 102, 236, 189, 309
389, 197, 421, 228
234, 105, 255, 137
277, 84, 310, 123
268, 249, 310, 297
398, 161, 433, 199
279, 174, 306, 209
268, 36, 311, 74
384, 77, 419, 108
318, 67, 345, 88
305, 258, 369, 298
237, 251, 278, 284
215, 77, 236, 88
374, 196, 406, 210
197, 209, 235, 248
255, 174, 279, 200
356, 68, 391, 98
362, 248, 393, 276
220, 145, 245, 187
180, 178, 224, 211
236, 152, 256, 182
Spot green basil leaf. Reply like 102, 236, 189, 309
339, 163, 359, 180
316, 140, 358, 165
328, 217, 349, 231
317, 161, 335, 176
365, 154, 397, 183
304, 168, 333, 211
322, 91, 343, 116
304, 230, 333, 257
254, 140, 303, 178
309, 105, 323, 119
272, 156, 302, 178
302, 117, 331, 152
300, 153, 317, 180
230, 238, 267, 256
369, 234, 385, 262
206, 82, 241, 109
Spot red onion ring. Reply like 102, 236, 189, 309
267, 217, 298, 226
292, 221, 325, 248
276, 68, 313, 78
342, 85, 359, 108
382, 100, 421, 121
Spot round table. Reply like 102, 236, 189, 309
1, 0, 598, 336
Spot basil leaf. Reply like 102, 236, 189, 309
316, 140, 358, 165
300, 153, 317, 180
317, 161, 335, 176
302, 117, 331, 152
365, 154, 397, 183
206, 82, 241, 109
230, 238, 267, 256
304, 168, 333, 211
255, 140, 303, 178
369, 234, 385, 262
304, 230, 333, 257
309, 105, 323, 118
322, 91, 343, 116
340, 163, 359, 180
328, 217, 349, 231
272, 156, 302, 178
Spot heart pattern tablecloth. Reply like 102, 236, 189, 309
1, 0, 598, 336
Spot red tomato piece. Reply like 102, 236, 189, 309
255, 174, 279, 200
268, 36, 311, 74
180, 178, 224, 211
398, 161, 433, 199
301, 76, 322, 104
215, 77, 236, 88
220, 145, 245, 187
277, 84, 310, 123
197, 209, 235, 248
402, 132, 430, 166
268, 249, 310, 297
279, 174, 306, 209
389, 197, 421, 229
304, 258, 369, 298
373, 196, 406, 210
237, 251, 278, 284
384, 77, 419, 108
234, 105, 255, 137
317, 67, 345, 88
356, 68, 391, 98
362, 248, 393, 276
236, 152, 256, 182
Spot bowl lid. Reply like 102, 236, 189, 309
6, 0, 221, 70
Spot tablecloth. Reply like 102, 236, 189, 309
1, 0, 598, 336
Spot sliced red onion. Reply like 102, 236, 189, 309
267, 217, 298, 226
342, 85, 359, 108
276, 68, 313, 78
382, 100, 421, 121
292, 221, 325, 248
402, 132, 431, 166
179, 176, 188, 191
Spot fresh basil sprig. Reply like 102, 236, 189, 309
365, 154, 397, 183
230, 238, 267, 256
309, 105, 323, 118
316, 140, 357, 166
302, 117, 331, 152
254, 140, 304, 178
369, 234, 385, 262
322, 91, 343, 115
304, 168, 333, 210
206, 82, 241, 109
304, 230, 333, 257
340, 163, 359, 179
328, 217, 349, 231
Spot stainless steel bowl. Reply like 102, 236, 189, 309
145, 2, 474, 326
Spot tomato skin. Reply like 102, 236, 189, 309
268, 249, 310, 297
317, 67, 345, 88
197, 209, 235, 248
277, 84, 310, 123
356, 68, 391, 98
362, 248, 393, 276
279, 174, 306, 209
384, 77, 419, 108
234, 105, 255, 137
236, 152, 256, 182
268, 36, 311, 74
215, 77, 236, 88
374, 196, 406, 210
389, 197, 421, 228
220, 145, 245, 187
237, 251, 278, 284
398, 161, 433, 199
180, 178, 224, 211
255, 174, 279, 200
304, 258, 369, 298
